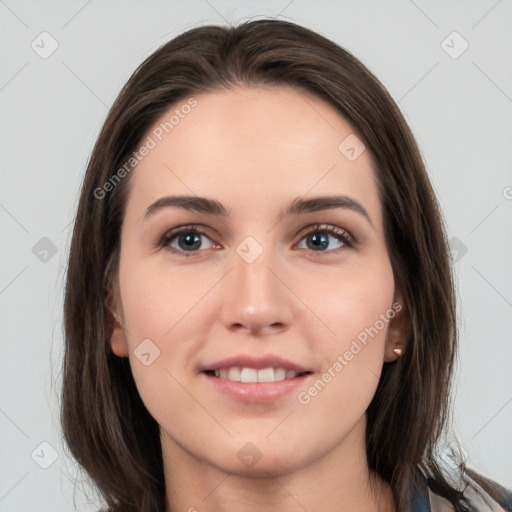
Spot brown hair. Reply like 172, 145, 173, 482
61, 19, 508, 512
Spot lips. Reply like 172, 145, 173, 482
200, 354, 312, 377
207, 366, 304, 383
199, 354, 313, 401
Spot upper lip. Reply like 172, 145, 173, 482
200, 354, 312, 373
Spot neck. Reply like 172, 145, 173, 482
162, 416, 396, 512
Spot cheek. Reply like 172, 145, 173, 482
309, 255, 396, 347
295, 280, 394, 440
301, 256, 396, 398
119, 253, 200, 340
117, 254, 214, 418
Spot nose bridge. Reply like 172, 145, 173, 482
219, 233, 292, 332
232, 234, 281, 304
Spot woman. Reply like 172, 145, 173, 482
61, 19, 512, 512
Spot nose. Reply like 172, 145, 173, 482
218, 241, 294, 336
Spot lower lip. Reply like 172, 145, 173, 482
202, 373, 310, 403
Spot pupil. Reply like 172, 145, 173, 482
310, 233, 328, 250
181, 233, 201, 250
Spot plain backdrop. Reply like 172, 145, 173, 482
0, 1, 511, 510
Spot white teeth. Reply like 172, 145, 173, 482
212, 366, 301, 383
257, 367, 275, 382
227, 367, 241, 382
240, 367, 258, 383
275, 368, 286, 381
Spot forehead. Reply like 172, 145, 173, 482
124, 85, 382, 227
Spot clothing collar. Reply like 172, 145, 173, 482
408, 472, 432, 512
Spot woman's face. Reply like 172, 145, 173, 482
110, 85, 406, 477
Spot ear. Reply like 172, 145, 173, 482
105, 286, 129, 358
383, 289, 410, 363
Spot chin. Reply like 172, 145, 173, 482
221, 453, 308, 479
215, 435, 313, 478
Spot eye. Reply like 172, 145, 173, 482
296, 224, 354, 253
158, 225, 216, 257
157, 223, 355, 257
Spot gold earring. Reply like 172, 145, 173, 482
393, 348, 403, 358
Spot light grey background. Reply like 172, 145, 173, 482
1, 1, 511, 510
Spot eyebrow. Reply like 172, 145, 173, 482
144, 194, 374, 227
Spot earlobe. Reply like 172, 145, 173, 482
105, 290, 130, 358
110, 323, 130, 357
384, 291, 410, 363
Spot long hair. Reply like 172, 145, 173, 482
61, 19, 507, 512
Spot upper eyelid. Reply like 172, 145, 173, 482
162, 223, 351, 238
160, 223, 355, 249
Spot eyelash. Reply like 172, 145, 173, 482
156, 223, 355, 258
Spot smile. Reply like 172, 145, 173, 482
205, 366, 309, 383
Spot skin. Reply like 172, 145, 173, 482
109, 85, 409, 512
